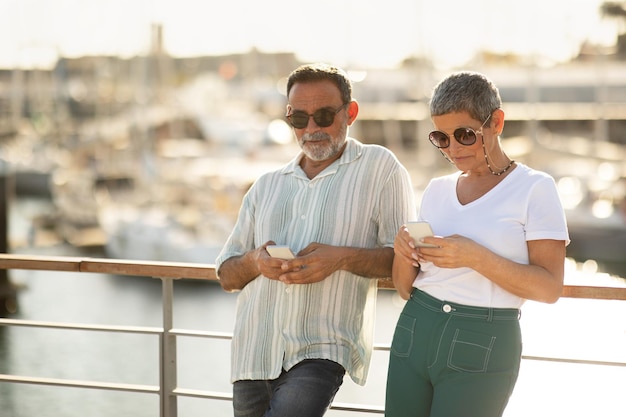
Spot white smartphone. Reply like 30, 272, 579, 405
406, 221, 438, 248
266, 245, 296, 259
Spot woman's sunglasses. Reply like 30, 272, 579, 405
286, 103, 348, 129
428, 114, 491, 149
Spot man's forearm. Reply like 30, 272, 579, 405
217, 251, 260, 292
341, 247, 394, 279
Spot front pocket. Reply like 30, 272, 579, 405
390, 313, 416, 358
447, 328, 496, 373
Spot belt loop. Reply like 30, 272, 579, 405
487, 308, 493, 322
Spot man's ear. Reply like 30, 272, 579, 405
347, 101, 359, 126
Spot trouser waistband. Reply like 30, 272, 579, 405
411, 288, 521, 321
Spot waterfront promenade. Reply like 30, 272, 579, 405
1, 198, 625, 416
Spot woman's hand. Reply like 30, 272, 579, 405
394, 225, 421, 268
417, 234, 480, 269
392, 225, 423, 300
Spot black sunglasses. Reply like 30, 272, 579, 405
286, 103, 348, 129
428, 114, 492, 149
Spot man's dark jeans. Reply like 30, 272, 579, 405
233, 359, 345, 417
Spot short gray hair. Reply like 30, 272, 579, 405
429, 71, 501, 122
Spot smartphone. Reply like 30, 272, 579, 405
406, 221, 438, 248
266, 245, 296, 259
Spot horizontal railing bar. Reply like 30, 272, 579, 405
0, 254, 84, 272
0, 318, 162, 335
379, 278, 626, 300
522, 355, 626, 367
0, 254, 216, 280
173, 387, 233, 401
2, 253, 625, 300
330, 402, 384, 414
79, 258, 217, 280
0, 374, 159, 394
560, 285, 626, 300
170, 328, 233, 340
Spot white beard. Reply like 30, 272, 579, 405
299, 125, 347, 161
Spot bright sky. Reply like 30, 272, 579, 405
0, 0, 619, 70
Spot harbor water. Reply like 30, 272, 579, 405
1, 198, 625, 417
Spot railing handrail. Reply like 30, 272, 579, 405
1, 252, 625, 417
0, 253, 217, 280
1, 253, 625, 299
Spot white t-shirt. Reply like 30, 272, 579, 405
415, 163, 569, 309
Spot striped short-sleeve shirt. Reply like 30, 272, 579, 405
215, 138, 416, 385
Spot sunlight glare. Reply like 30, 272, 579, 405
557, 176, 584, 210
591, 194, 614, 219
266, 119, 293, 145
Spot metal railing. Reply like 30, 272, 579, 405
0, 253, 625, 416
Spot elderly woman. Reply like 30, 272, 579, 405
385, 71, 569, 417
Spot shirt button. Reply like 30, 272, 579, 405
285, 286, 292, 293
442, 304, 452, 313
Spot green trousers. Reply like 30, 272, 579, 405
385, 289, 522, 417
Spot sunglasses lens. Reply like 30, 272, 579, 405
454, 128, 477, 145
288, 108, 337, 129
429, 131, 449, 148
288, 112, 309, 129
313, 109, 336, 127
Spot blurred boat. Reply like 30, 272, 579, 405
556, 172, 626, 271
43, 69, 296, 262
47, 131, 296, 263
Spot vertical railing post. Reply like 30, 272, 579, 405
160, 277, 177, 417
0, 163, 17, 317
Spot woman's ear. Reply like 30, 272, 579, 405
491, 108, 505, 135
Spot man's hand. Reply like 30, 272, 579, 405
259, 241, 303, 281
275, 243, 341, 285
